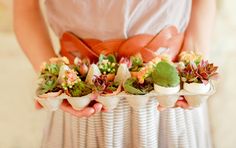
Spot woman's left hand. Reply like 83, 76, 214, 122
157, 96, 191, 111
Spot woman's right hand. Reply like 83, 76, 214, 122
35, 100, 104, 117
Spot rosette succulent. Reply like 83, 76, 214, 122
129, 54, 144, 72
151, 61, 180, 87
74, 57, 90, 79
38, 57, 69, 95
179, 60, 218, 84
93, 75, 120, 95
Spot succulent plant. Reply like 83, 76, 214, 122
93, 75, 119, 94
123, 77, 154, 95
152, 61, 180, 87
179, 60, 218, 84
38, 57, 69, 95
98, 54, 118, 75
74, 57, 90, 78
59, 68, 92, 97
129, 54, 144, 72
61, 69, 80, 90
179, 51, 202, 65
66, 81, 92, 97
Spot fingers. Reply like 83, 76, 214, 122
35, 100, 43, 110
60, 100, 105, 117
157, 96, 192, 111
176, 100, 190, 109
93, 103, 102, 113
60, 100, 95, 117
157, 105, 166, 111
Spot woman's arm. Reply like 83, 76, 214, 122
14, 0, 56, 72
182, 0, 216, 54
158, 0, 216, 111
13, 0, 103, 116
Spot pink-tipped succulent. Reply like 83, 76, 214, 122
93, 75, 120, 95
179, 60, 218, 84
74, 57, 90, 77
119, 57, 132, 69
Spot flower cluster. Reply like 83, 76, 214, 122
132, 56, 162, 84
61, 69, 81, 90
98, 54, 118, 75
179, 51, 202, 64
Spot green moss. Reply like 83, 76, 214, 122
152, 61, 180, 87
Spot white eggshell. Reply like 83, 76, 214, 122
58, 65, 70, 83
37, 97, 63, 111
183, 82, 210, 94
154, 84, 180, 107
154, 84, 180, 94
126, 94, 150, 110
85, 64, 101, 85
184, 82, 211, 107
97, 96, 120, 111
114, 64, 131, 84
67, 94, 91, 110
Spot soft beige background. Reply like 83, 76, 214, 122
0, 0, 236, 148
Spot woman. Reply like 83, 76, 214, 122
14, 0, 216, 147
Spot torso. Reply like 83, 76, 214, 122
45, 0, 191, 40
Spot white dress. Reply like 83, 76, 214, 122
41, 0, 212, 147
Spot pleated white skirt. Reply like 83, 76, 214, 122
41, 97, 212, 148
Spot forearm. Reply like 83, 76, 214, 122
14, 0, 56, 72
182, 0, 216, 54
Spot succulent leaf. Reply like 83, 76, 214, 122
152, 61, 180, 87
179, 60, 218, 84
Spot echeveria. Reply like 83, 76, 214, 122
152, 61, 180, 87
179, 60, 218, 84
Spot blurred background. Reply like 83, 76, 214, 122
0, 0, 236, 148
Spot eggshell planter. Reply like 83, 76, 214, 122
183, 82, 211, 107
114, 64, 131, 84
125, 93, 151, 110
85, 64, 101, 84
154, 84, 180, 107
97, 95, 121, 111
37, 90, 63, 111
67, 94, 91, 110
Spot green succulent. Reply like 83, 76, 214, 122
152, 61, 180, 87
38, 77, 60, 95
68, 81, 92, 97
129, 55, 144, 71
123, 77, 153, 95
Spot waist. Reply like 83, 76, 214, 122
59, 26, 184, 63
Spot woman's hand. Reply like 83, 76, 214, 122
157, 97, 191, 111
156, 0, 216, 111
35, 100, 104, 117
60, 100, 103, 117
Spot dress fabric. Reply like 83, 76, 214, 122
42, 0, 212, 148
